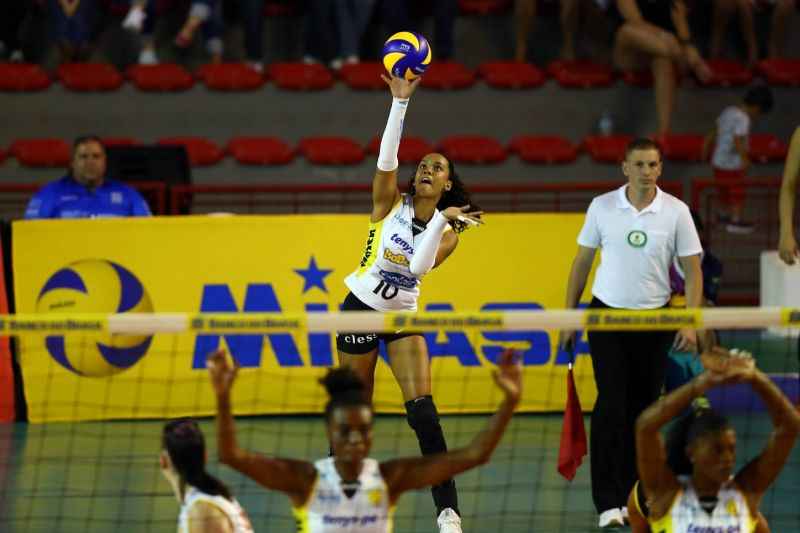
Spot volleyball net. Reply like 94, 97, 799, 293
0, 308, 798, 532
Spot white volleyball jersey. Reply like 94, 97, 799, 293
345, 194, 448, 312
293, 457, 394, 533
648, 477, 756, 533
178, 486, 254, 533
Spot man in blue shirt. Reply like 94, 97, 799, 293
24, 136, 152, 219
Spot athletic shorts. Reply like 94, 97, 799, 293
335, 292, 421, 354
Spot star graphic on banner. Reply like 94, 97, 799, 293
294, 256, 333, 294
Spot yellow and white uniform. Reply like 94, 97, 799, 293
293, 457, 394, 533
345, 194, 448, 312
648, 477, 756, 533
178, 486, 253, 533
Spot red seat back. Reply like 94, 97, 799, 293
366, 136, 434, 164
11, 139, 71, 167
420, 61, 476, 90
197, 63, 265, 91
127, 64, 195, 91
267, 63, 335, 91
478, 61, 546, 89
227, 137, 295, 165
58, 63, 124, 91
0, 63, 51, 91
508, 136, 579, 164
438, 135, 507, 164
340, 62, 385, 90
299, 137, 365, 164
583, 135, 634, 163
548, 60, 615, 88
158, 137, 224, 166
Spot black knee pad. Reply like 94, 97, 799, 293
405, 395, 439, 430
405, 395, 447, 456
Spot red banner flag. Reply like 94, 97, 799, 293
557, 364, 587, 481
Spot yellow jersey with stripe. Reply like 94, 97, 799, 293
293, 457, 394, 533
178, 486, 254, 533
648, 477, 756, 533
345, 194, 446, 312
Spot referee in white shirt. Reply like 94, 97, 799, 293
560, 138, 703, 529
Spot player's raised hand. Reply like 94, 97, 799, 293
207, 349, 240, 397
492, 349, 522, 403
381, 74, 421, 100
441, 205, 484, 227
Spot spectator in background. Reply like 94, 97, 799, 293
238, 0, 265, 72
611, 0, 711, 135
778, 126, 800, 265
710, 0, 795, 67
382, 0, 458, 61
702, 85, 773, 234
0, 0, 32, 62
303, 0, 338, 65
123, 0, 224, 64
50, 0, 97, 63
24, 136, 152, 219
515, 0, 580, 62
332, 0, 376, 69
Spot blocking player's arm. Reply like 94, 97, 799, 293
371, 76, 421, 222
380, 350, 521, 503
734, 369, 800, 509
779, 127, 800, 264
207, 350, 317, 506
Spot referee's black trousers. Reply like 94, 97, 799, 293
587, 297, 674, 514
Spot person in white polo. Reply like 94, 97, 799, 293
560, 138, 703, 529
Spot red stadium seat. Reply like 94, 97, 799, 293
299, 137, 365, 164
158, 137, 224, 166
267, 62, 335, 91
340, 62, 385, 90
478, 61, 546, 89
583, 134, 634, 163
0, 63, 51, 91
458, 0, 513, 14
366, 136, 434, 164
757, 58, 800, 86
101, 137, 140, 147
749, 133, 788, 163
264, 0, 298, 16
420, 61, 476, 90
655, 133, 706, 162
438, 135, 507, 164
197, 63, 265, 91
548, 60, 615, 88
57, 63, 123, 91
0, 146, 6, 164
227, 137, 295, 165
700, 59, 753, 87
127, 64, 195, 91
10, 139, 71, 167
508, 135, 579, 164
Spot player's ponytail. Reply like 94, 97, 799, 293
320, 367, 371, 421
163, 419, 233, 501
408, 157, 480, 233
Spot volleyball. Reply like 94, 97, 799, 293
36, 259, 153, 377
382, 31, 432, 80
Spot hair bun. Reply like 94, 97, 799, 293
320, 367, 366, 399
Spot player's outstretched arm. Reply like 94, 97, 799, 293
380, 350, 521, 502
734, 367, 800, 506
371, 75, 421, 222
207, 350, 317, 506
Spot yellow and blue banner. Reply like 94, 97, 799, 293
13, 214, 598, 422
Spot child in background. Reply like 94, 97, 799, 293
704, 86, 773, 234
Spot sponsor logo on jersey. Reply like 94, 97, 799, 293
322, 514, 380, 527
686, 525, 741, 533
359, 229, 377, 267
379, 270, 417, 289
390, 233, 414, 255
383, 249, 410, 267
